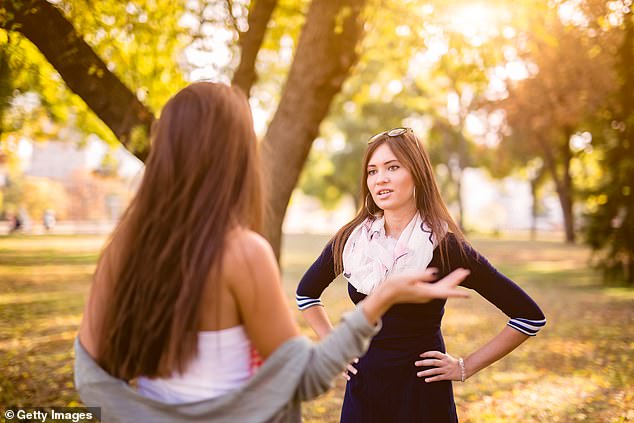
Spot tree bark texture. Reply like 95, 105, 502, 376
231, 0, 278, 96
260, 0, 367, 257
1, 0, 154, 161
539, 136, 575, 244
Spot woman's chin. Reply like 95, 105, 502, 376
378, 201, 415, 213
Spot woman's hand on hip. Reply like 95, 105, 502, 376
343, 358, 359, 381
415, 351, 464, 382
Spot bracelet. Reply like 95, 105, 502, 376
458, 357, 466, 382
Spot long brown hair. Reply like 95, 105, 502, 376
332, 129, 465, 274
96, 82, 262, 380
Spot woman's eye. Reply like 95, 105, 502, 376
368, 169, 377, 175
388, 165, 399, 171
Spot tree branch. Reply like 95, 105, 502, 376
1, 0, 154, 161
231, 0, 278, 96
225, 0, 241, 35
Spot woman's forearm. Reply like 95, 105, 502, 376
464, 326, 529, 379
301, 305, 334, 339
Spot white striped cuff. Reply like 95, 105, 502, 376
296, 294, 323, 310
507, 317, 546, 336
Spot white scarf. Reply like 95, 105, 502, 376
342, 213, 441, 295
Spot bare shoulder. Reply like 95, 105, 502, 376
222, 228, 278, 286
224, 228, 275, 265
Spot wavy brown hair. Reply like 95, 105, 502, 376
96, 82, 262, 380
332, 129, 465, 274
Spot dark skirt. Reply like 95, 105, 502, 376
340, 336, 458, 423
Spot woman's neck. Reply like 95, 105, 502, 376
383, 206, 417, 239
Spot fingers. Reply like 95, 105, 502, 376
414, 358, 443, 367
423, 374, 448, 383
417, 367, 444, 378
414, 351, 459, 382
343, 358, 360, 380
420, 350, 446, 359
427, 268, 471, 299
436, 268, 470, 288
346, 363, 358, 375
425, 267, 439, 279
443, 288, 470, 299
406, 267, 439, 282
410, 267, 468, 285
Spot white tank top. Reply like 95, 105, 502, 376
137, 325, 254, 404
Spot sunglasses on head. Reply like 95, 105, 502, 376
367, 127, 412, 144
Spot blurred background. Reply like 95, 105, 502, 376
0, 0, 633, 421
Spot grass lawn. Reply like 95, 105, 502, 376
1, 233, 632, 422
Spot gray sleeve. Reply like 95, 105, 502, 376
295, 305, 381, 401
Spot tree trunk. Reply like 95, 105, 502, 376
539, 136, 575, 243
446, 152, 465, 232
0, 40, 11, 138
3, 0, 369, 259
231, 0, 278, 96
455, 168, 464, 232
530, 177, 538, 241
620, 11, 634, 285
1, 0, 154, 161
456, 136, 467, 233
0, 44, 7, 141
260, 0, 367, 257
559, 143, 575, 243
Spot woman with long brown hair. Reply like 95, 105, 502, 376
297, 127, 546, 422
74, 84, 471, 422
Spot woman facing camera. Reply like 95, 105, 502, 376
297, 127, 546, 422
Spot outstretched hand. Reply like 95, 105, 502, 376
360, 267, 470, 333
382, 267, 470, 304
